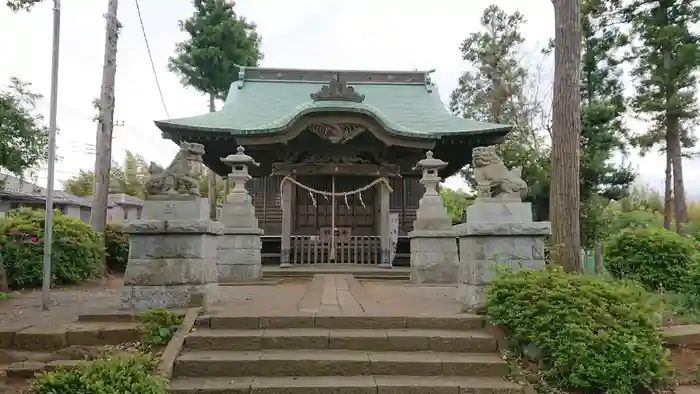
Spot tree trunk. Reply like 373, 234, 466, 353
593, 244, 603, 275
549, 0, 582, 272
666, 115, 687, 233
208, 93, 217, 221
663, 150, 673, 229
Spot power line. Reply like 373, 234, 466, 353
134, 0, 170, 119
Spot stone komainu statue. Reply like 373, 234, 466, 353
472, 146, 528, 200
145, 142, 205, 196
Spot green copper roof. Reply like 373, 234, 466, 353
155, 67, 511, 139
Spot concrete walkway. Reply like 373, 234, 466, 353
210, 274, 462, 316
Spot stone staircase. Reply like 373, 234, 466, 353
168, 314, 523, 393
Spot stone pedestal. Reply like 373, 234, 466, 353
409, 230, 459, 284
454, 198, 550, 310
216, 146, 263, 282
409, 151, 458, 285
120, 197, 221, 310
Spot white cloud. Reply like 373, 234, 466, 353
0, 0, 696, 196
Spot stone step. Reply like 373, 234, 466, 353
172, 349, 508, 378
196, 314, 485, 331
168, 375, 524, 394
185, 328, 498, 353
354, 274, 409, 281
263, 270, 409, 278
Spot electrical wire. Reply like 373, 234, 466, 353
134, 0, 170, 119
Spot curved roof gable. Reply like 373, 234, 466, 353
154, 67, 511, 139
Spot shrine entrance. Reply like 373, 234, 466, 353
286, 175, 390, 265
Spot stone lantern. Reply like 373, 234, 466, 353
412, 150, 452, 231
408, 150, 458, 285
219, 146, 260, 229
216, 146, 263, 282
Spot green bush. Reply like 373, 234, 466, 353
138, 308, 185, 347
0, 208, 103, 288
29, 352, 166, 394
609, 210, 663, 233
105, 223, 129, 273
604, 227, 700, 292
486, 266, 670, 394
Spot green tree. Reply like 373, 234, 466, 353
439, 187, 474, 224
168, 0, 263, 102
626, 0, 700, 234
62, 170, 95, 197
0, 77, 49, 176
62, 151, 149, 198
5, 0, 41, 11
577, 0, 636, 247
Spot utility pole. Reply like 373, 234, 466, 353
41, 0, 61, 311
90, 0, 120, 273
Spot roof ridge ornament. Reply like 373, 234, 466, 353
310, 72, 365, 103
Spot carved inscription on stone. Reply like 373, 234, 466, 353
162, 203, 176, 217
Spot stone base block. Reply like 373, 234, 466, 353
217, 264, 262, 282
123, 258, 218, 286
217, 232, 262, 282
456, 283, 486, 311
409, 230, 459, 285
464, 199, 534, 223
454, 217, 550, 309
119, 283, 218, 310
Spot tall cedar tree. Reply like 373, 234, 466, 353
578, 0, 636, 247
169, 0, 263, 101
449, 5, 550, 220
168, 0, 262, 218
550, 0, 583, 271
627, 0, 700, 233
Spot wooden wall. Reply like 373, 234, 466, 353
248, 175, 422, 236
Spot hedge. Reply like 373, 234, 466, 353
604, 227, 700, 292
0, 208, 102, 288
486, 266, 670, 394
105, 223, 130, 273
30, 352, 166, 394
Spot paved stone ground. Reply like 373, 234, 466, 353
210, 274, 463, 316
0, 273, 463, 331
0, 276, 122, 330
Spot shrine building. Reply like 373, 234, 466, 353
154, 67, 511, 267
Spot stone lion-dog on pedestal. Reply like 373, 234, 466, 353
472, 145, 528, 200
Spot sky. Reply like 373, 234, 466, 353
0, 0, 698, 195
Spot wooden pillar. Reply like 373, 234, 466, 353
379, 181, 391, 267
280, 177, 293, 268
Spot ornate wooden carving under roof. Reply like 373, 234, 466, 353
271, 150, 400, 176
308, 123, 365, 143
310, 73, 365, 103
